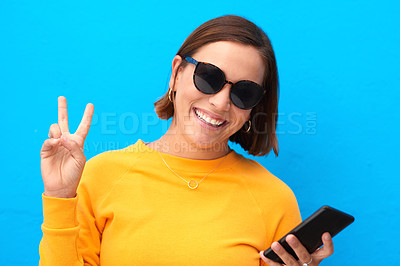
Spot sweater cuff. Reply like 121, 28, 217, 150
42, 193, 79, 229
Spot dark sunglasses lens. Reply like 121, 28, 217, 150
230, 81, 264, 109
194, 63, 225, 94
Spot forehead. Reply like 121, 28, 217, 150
191, 41, 265, 85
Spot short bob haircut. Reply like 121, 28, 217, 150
154, 15, 279, 157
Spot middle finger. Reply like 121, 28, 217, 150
271, 242, 298, 265
75, 103, 94, 139
286, 234, 312, 264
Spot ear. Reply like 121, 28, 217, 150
169, 55, 183, 91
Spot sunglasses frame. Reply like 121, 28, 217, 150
184, 57, 266, 110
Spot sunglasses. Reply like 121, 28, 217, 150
184, 57, 266, 110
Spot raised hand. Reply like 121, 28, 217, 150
40, 96, 94, 198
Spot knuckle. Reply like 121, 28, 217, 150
50, 123, 60, 132
320, 248, 334, 258
327, 248, 334, 256
299, 251, 309, 260
286, 257, 297, 265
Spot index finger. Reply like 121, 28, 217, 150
75, 103, 94, 139
58, 96, 69, 133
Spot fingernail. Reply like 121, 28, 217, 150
272, 242, 281, 251
287, 235, 295, 244
259, 251, 270, 262
324, 233, 331, 240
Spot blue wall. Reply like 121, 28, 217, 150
1, 0, 398, 264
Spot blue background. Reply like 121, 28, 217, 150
0, 0, 399, 264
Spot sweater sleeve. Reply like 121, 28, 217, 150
39, 191, 101, 266
39, 155, 107, 266
259, 184, 302, 266
38, 147, 133, 265
39, 195, 84, 266
270, 189, 302, 243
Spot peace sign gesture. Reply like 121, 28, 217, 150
40, 96, 94, 198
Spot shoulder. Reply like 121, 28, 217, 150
84, 143, 142, 174
231, 154, 299, 214
232, 154, 294, 194
77, 141, 145, 199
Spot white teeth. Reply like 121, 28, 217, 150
195, 109, 224, 126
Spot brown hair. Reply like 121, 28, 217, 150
154, 15, 279, 157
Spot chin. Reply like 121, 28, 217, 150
185, 133, 229, 151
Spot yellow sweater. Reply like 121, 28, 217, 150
39, 140, 301, 266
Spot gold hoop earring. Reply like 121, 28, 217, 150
242, 120, 251, 133
168, 88, 173, 102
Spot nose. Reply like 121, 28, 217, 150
208, 83, 231, 111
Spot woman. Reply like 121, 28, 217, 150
39, 15, 334, 265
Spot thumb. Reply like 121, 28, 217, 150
60, 135, 86, 164
312, 233, 334, 261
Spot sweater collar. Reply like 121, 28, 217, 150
131, 139, 242, 173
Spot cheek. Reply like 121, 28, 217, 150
225, 109, 251, 134
233, 109, 251, 124
176, 79, 205, 106
175, 66, 197, 92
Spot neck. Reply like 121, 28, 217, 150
147, 128, 231, 160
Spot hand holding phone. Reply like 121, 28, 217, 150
262, 205, 354, 264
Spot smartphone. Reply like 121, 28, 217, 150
263, 205, 354, 264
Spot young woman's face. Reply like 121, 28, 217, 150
169, 41, 265, 151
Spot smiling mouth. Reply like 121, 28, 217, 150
194, 108, 227, 127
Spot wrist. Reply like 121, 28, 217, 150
44, 189, 77, 198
